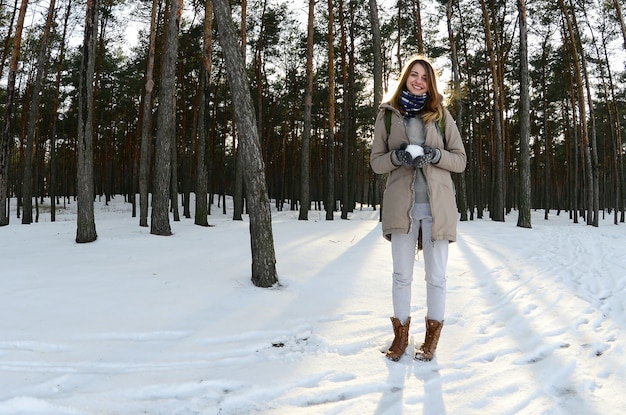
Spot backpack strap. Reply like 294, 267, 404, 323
437, 112, 447, 149
384, 109, 392, 139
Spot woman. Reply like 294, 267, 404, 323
370, 56, 466, 362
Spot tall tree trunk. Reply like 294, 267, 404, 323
22, 0, 56, 224
540, 34, 551, 220
600, 26, 624, 223
411, 0, 424, 54
76, 0, 98, 243
516, 0, 531, 228
565, 66, 580, 223
233, 0, 247, 221
445, 0, 467, 221
612, 0, 626, 50
479, 0, 505, 221
49, 0, 72, 222
299, 0, 315, 221
151, 0, 182, 236
575, 2, 600, 226
368, 0, 383, 218
558, 0, 593, 225
213, 0, 278, 288
369, 0, 383, 116
254, 0, 266, 140
340, 0, 349, 220
170, 125, 180, 222
195, 0, 213, 226
0, 0, 28, 226
0, 0, 19, 80
139, 0, 160, 227
326, 0, 336, 221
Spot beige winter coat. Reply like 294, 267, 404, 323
370, 102, 467, 242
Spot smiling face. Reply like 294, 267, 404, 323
405, 62, 429, 95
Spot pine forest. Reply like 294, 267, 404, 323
1, 0, 625, 234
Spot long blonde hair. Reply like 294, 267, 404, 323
389, 56, 443, 124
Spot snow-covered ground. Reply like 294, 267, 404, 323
1, 196, 625, 414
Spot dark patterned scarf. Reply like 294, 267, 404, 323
400, 90, 428, 117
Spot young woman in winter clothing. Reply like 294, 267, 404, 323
370, 56, 466, 361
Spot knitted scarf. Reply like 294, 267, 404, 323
400, 90, 428, 117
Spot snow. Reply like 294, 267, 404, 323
1, 196, 625, 414
405, 144, 424, 158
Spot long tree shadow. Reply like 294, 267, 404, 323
450, 229, 603, 415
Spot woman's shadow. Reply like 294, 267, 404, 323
374, 358, 412, 415
374, 345, 446, 414
414, 357, 446, 415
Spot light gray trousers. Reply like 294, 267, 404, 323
391, 203, 448, 324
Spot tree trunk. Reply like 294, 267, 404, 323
326, 0, 336, 221
76, 0, 98, 243
299, 0, 315, 221
368, 0, 383, 218
0, 0, 28, 226
22, 0, 56, 224
411, 0, 424, 54
558, 0, 593, 225
170, 126, 180, 222
151, 0, 182, 236
0, 0, 19, 80
516, 0, 531, 228
139, 0, 160, 227
600, 27, 624, 223
233, 0, 247, 221
195, 0, 213, 227
540, 35, 551, 220
446, 0, 468, 221
479, 0, 505, 222
574, 2, 599, 226
612, 0, 626, 50
340, 0, 350, 220
213, 0, 278, 288
49, 0, 72, 223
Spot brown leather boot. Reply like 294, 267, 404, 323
385, 316, 411, 361
415, 318, 444, 361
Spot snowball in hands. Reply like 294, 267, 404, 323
405, 144, 424, 158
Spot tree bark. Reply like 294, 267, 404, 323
195, 0, 213, 227
0, 0, 19, 80
612, 0, 626, 50
575, 2, 599, 226
516, 0, 531, 228
22, 0, 56, 224
139, 0, 160, 227
0, 0, 28, 226
298, 0, 315, 221
233, 0, 247, 221
446, 0, 468, 221
75, 0, 99, 243
368, 0, 383, 218
600, 25, 624, 223
49, 0, 72, 222
326, 0, 336, 221
340, 0, 350, 220
213, 0, 278, 288
479, 0, 505, 222
558, 0, 593, 225
540, 34, 551, 221
151, 0, 182, 236
411, 0, 424, 54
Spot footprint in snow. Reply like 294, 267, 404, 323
522, 304, 537, 315
513, 342, 570, 365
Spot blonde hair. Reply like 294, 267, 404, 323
389, 56, 443, 124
